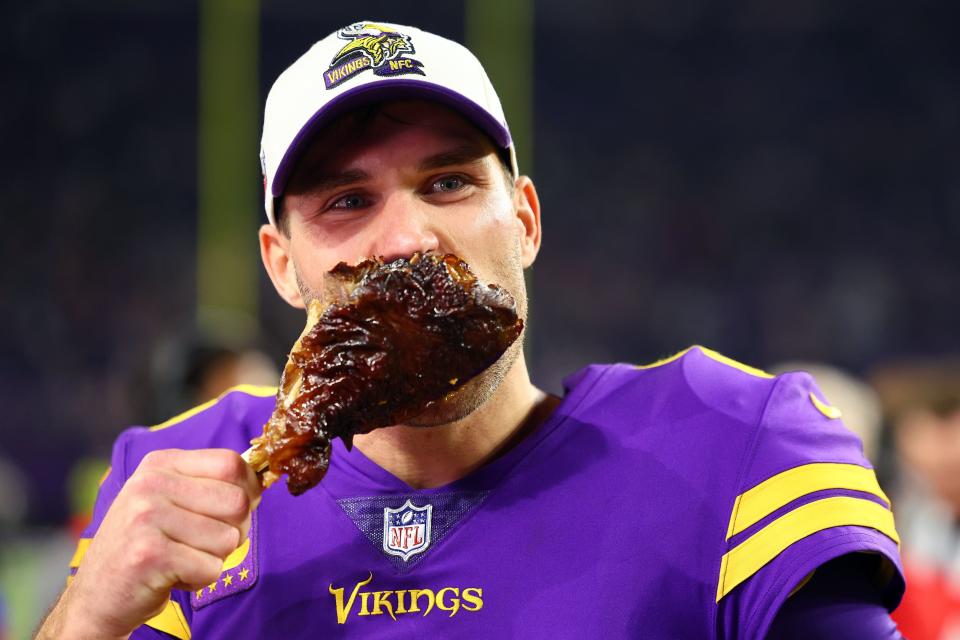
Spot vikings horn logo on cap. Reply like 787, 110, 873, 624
261, 21, 519, 224
324, 22, 425, 90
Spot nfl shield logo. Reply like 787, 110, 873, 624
383, 499, 433, 561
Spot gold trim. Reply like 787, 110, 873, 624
150, 384, 276, 431
809, 392, 843, 419
716, 496, 899, 601
725, 463, 890, 539
145, 599, 191, 639
70, 538, 92, 569
635, 346, 694, 370
635, 346, 773, 379
221, 538, 250, 572
699, 347, 774, 379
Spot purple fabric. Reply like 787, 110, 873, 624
271, 80, 514, 199
767, 553, 904, 639
728, 525, 904, 639
71, 347, 903, 639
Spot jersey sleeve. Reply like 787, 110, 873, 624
70, 427, 139, 581
68, 428, 193, 640
715, 370, 904, 640
64, 385, 275, 639
766, 554, 903, 639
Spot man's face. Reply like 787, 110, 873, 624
260, 100, 541, 426
896, 408, 960, 515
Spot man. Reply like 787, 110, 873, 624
39, 21, 904, 639
872, 359, 960, 638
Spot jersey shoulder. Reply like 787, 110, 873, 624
636, 344, 778, 420
563, 346, 789, 509
574, 344, 872, 468
566, 346, 902, 639
115, 384, 277, 480
568, 345, 780, 440
624, 349, 903, 639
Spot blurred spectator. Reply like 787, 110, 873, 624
873, 358, 960, 640
140, 333, 279, 423
59, 336, 279, 543
771, 361, 884, 463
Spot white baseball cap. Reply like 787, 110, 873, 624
259, 20, 519, 225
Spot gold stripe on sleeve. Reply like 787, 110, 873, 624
145, 599, 191, 640
716, 496, 899, 601
149, 384, 277, 431
725, 463, 890, 539
69, 538, 92, 569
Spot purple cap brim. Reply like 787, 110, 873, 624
272, 80, 514, 198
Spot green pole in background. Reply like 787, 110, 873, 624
197, 0, 260, 341
465, 0, 534, 174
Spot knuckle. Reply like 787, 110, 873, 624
127, 497, 159, 528
140, 449, 169, 469
139, 450, 158, 468
221, 452, 247, 482
206, 451, 248, 486
224, 486, 250, 520
204, 451, 232, 480
122, 472, 148, 497
131, 469, 164, 494
127, 537, 163, 572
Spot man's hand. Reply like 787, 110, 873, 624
37, 449, 262, 640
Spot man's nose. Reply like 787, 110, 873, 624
370, 194, 440, 262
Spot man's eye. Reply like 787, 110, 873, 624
331, 194, 366, 209
431, 176, 466, 192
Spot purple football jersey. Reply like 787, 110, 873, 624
71, 346, 903, 639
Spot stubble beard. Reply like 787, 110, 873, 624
293, 244, 528, 428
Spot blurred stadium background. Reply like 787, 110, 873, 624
2, 1, 959, 637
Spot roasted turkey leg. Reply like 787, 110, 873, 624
244, 252, 523, 495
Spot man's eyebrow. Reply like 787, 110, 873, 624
292, 143, 491, 193
417, 143, 491, 172
293, 168, 370, 194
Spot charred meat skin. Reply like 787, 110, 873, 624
247, 253, 523, 495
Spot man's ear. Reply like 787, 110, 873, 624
259, 223, 306, 309
513, 176, 542, 268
